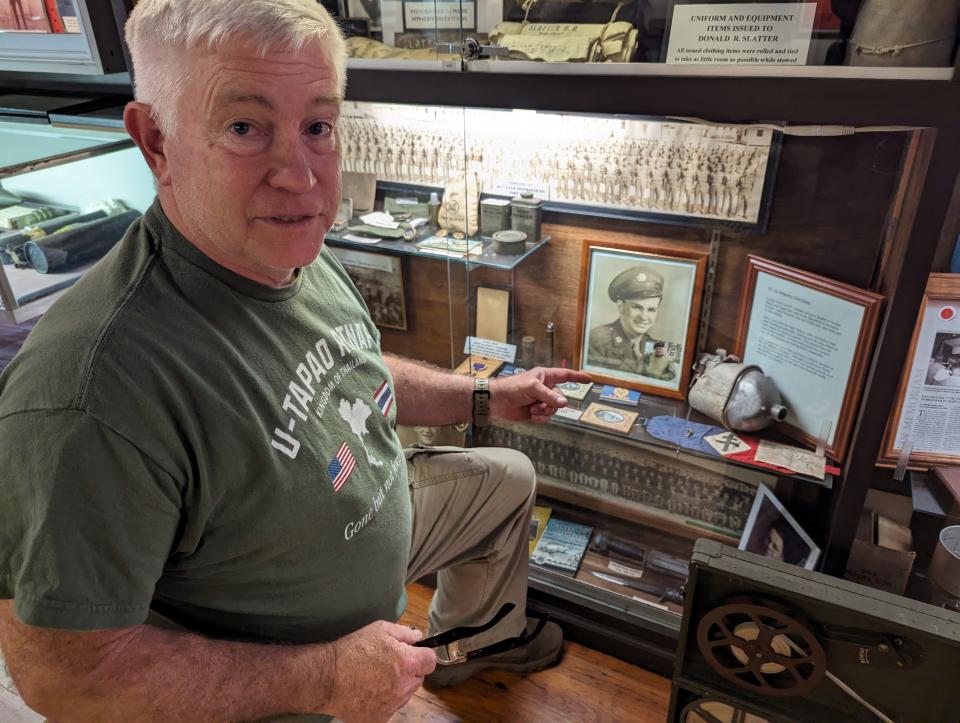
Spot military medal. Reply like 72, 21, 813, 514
453, 354, 503, 378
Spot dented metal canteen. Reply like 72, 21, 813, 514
688, 350, 787, 432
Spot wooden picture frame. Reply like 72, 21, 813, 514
879, 274, 960, 469
575, 240, 707, 400
330, 247, 408, 331
734, 256, 884, 463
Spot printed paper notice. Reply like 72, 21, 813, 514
742, 271, 865, 447
464, 336, 517, 364
666, 3, 816, 65
893, 302, 960, 458
403, 0, 475, 30
755, 440, 825, 480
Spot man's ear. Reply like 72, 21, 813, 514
124, 101, 171, 186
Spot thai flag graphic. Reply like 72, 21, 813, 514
373, 380, 394, 416
328, 442, 356, 492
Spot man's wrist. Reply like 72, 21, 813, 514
472, 377, 491, 426
307, 641, 338, 715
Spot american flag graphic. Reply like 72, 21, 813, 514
327, 442, 356, 492
373, 380, 394, 416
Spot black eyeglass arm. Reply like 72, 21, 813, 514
413, 602, 515, 648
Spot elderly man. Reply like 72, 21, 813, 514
588, 265, 668, 376
0, 1, 589, 721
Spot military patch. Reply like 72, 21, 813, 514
554, 380, 593, 400
599, 385, 641, 406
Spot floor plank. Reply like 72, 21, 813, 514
394, 583, 671, 722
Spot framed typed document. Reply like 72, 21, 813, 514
734, 256, 883, 462
880, 274, 960, 469
576, 240, 707, 400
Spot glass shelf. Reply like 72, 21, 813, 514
325, 228, 551, 270
0, 260, 96, 320
545, 385, 835, 490
0, 120, 129, 174
529, 494, 690, 620
339, 0, 959, 80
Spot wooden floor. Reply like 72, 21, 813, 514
394, 583, 671, 722
0, 584, 672, 722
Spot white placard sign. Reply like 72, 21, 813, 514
742, 271, 864, 447
666, 3, 816, 65
464, 336, 517, 363
403, 0, 476, 30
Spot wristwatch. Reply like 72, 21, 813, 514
473, 377, 491, 427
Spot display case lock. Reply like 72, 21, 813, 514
437, 39, 509, 61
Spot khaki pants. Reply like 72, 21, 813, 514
405, 444, 536, 652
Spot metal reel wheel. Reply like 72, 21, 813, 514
680, 697, 773, 723
695, 598, 827, 697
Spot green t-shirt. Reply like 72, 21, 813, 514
0, 200, 411, 645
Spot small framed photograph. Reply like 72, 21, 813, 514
880, 274, 960, 468
739, 484, 820, 570
579, 402, 640, 435
734, 256, 884, 462
576, 240, 707, 400
330, 247, 407, 331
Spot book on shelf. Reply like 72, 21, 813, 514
529, 505, 552, 556
530, 517, 593, 575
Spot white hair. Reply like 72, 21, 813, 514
125, 0, 347, 137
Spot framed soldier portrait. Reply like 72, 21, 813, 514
575, 240, 707, 400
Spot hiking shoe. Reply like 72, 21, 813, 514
424, 617, 564, 689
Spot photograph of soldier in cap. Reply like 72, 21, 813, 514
577, 242, 707, 398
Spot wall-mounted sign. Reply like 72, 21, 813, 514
666, 2, 816, 65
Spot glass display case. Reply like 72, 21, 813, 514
334, 0, 960, 80
330, 79, 958, 669
0, 119, 149, 324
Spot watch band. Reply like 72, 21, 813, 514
473, 377, 491, 427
